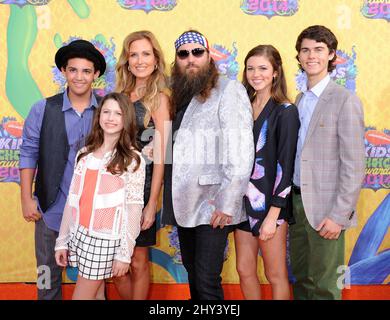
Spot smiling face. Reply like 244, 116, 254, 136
298, 38, 335, 83
99, 98, 124, 139
245, 55, 276, 95
127, 38, 157, 84
61, 58, 99, 99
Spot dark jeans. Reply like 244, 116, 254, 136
35, 218, 63, 300
177, 224, 233, 300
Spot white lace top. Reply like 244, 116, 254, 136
55, 147, 145, 263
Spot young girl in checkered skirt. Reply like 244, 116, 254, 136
55, 92, 145, 300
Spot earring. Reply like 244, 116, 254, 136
154, 65, 158, 70
127, 65, 131, 72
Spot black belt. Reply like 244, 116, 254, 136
292, 184, 301, 195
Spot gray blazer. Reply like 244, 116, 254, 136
172, 77, 254, 227
296, 80, 365, 229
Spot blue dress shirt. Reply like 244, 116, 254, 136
19, 90, 98, 232
293, 74, 330, 187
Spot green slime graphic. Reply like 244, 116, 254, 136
67, 0, 90, 19
53, 33, 63, 49
6, 5, 42, 119
5, 0, 90, 119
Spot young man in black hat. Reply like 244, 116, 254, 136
19, 39, 106, 300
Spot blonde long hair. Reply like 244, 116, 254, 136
116, 30, 169, 127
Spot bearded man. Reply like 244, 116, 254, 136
162, 30, 254, 300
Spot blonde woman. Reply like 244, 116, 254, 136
113, 31, 171, 299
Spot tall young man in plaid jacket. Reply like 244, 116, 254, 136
290, 25, 365, 300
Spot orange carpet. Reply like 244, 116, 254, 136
0, 283, 389, 300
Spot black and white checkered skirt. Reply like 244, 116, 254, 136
68, 225, 120, 280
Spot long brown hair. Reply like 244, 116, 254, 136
242, 45, 290, 104
115, 30, 170, 127
77, 92, 141, 175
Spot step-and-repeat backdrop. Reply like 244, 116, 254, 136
0, 0, 389, 286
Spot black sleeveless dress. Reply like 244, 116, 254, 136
133, 100, 156, 246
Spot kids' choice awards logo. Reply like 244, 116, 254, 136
117, 0, 177, 13
361, 0, 390, 22
0, 117, 23, 183
0, 0, 49, 6
363, 127, 390, 190
241, 0, 299, 18
52, 35, 116, 96
210, 43, 239, 80
296, 47, 357, 93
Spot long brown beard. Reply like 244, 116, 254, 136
170, 59, 219, 114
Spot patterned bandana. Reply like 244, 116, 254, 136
174, 31, 209, 51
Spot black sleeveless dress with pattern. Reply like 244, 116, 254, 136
133, 100, 156, 247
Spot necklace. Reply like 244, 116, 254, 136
252, 100, 266, 120
252, 94, 271, 121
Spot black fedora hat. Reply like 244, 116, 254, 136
55, 39, 106, 76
